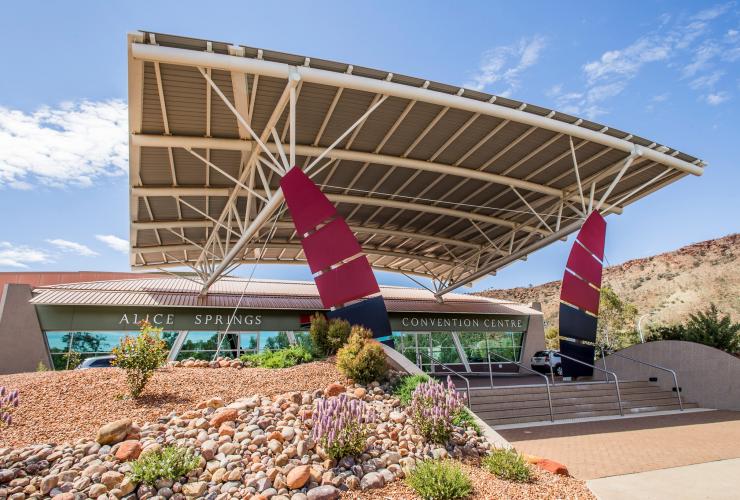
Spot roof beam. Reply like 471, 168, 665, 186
132, 242, 463, 269
131, 186, 550, 235
132, 219, 489, 252
131, 42, 704, 176
131, 134, 573, 199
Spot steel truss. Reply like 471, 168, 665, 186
128, 35, 704, 297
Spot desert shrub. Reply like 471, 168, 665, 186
0, 386, 20, 428
111, 320, 168, 398
451, 408, 481, 435
647, 304, 740, 354
309, 313, 351, 355
482, 448, 532, 482
336, 326, 388, 384
410, 377, 465, 444
240, 345, 313, 368
312, 393, 375, 460
406, 460, 472, 500
128, 445, 200, 486
393, 374, 430, 405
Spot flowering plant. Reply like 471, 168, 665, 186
0, 386, 20, 428
410, 377, 465, 444
112, 320, 168, 398
312, 393, 376, 460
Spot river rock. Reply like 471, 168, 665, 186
96, 418, 132, 445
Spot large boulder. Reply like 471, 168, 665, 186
286, 465, 311, 489
96, 418, 132, 445
324, 383, 345, 397
307, 485, 340, 500
209, 408, 239, 428
115, 441, 143, 462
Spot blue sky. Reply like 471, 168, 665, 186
0, 0, 738, 291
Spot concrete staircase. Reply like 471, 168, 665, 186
470, 380, 698, 427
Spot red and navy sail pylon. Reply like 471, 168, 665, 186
279, 167, 393, 346
558, 211, 606, 377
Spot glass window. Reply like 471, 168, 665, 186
259, 331, 291, 351
457, 332, 524, 363
46, 332, 72, 354
392, 332, 420, 365
239, 333, 259, 354
293, 332, 313, 351
45, 330, 177, 370
430, 332, 462, 364
458, 332, 489, 363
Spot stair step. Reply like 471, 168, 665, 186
471, 380, 656, 397
471, 392, 682, 411
484, 403, 698, 427
474, 398, 692, 419
471, 386, 670, 402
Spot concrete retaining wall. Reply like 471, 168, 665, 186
601, 340, 740, 410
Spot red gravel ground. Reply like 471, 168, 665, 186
0, 362, 343, 448
342, 461, 596, 499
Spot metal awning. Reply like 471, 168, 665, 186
127, 31, 705, 297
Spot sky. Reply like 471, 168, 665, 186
0, 0, 738, 292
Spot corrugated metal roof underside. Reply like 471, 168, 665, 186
129, 32, 703, 287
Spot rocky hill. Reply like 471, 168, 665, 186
477, 233, 739, 328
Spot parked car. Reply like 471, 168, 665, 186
75, 355, 115, 369
531, 350, 562, 376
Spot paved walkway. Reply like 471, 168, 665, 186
498, 410, 740, 480
587, 458, 740, 500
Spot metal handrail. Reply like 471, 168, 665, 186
601, 349, 683, 410
556, 352, 624, 416
487, 350, 554, 422
416, 350, 472, 406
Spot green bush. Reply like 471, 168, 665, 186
309, 313, 351, 355
647, 304, 740, 353
482, 448, 532, 483
128, 446, 200, 486
451, 408, 481, 435
240, 345, 313, 368
336, 326, 388, 384
393, 374, 430, 405
111, 320, 168, 398
406, 460, 472, 500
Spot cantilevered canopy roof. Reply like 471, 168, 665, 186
127, 32, 704, 297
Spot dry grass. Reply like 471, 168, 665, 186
0, 361, 342, 447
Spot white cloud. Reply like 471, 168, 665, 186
96, 234, 129, 253
584, 36, 672, 83
0, 242, 52, 268
705, 91, 730, 105
692, 3, 732, 22
46, 238, 98, 257
549, 3, 737, 118
464, 36, 547, 95
651, 93, 670, 102
690, 70, 724, 89
0, 99, 128, 189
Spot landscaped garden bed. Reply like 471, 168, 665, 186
0, 360, 341, 448
0, 319, 596, 499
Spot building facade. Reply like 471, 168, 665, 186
0, 273, 544, 375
